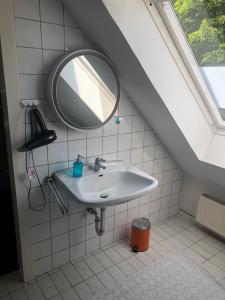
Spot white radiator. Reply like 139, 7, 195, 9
196, 194, 225, 238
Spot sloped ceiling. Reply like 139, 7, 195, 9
62, 0, 225, 190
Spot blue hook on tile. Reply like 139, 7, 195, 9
115, 116, 121, 124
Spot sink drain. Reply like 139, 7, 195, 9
100, 193, 109, 199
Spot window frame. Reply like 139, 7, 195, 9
145, 0, 225, 132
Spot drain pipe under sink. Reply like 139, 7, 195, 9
87, 207, 106, 236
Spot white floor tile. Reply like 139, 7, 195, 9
126, 256, 145, 271
61, 288, 80, 300
202, 261, 225, 281
61, 265, 82, 286
97, 270, 116, 289
24, 281, 45, 300
118, 260, 136, 276
136, 252, 154, 266
37, 277, 59, 299
145, 248, 162, 261
191, 243, 213, 259
0, 280, 8, 297
84, 256, 104, 274
73, 260, 94, 280
74, 282, 93, 300
94, 252, 114, 269
113, 244, 133, 259
107, 265, 127, 283
183, 248, 206, 265
4, 271, 23, 293
11, 289, 28, 300
50, 271, 71, 293
85, 276, 105, 294
104, 248, 124, 264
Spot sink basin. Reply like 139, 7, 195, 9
54, 161, 158, 207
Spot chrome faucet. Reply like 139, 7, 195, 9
94, 157, 106, 172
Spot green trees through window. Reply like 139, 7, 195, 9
172, 0, 225, 66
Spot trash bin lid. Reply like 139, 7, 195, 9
132, 218, 151, 230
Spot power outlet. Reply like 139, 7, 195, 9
27, 168, 35, 180
20, 100, 40, 107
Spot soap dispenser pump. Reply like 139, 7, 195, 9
73, 154, 84, 178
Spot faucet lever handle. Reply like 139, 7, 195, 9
95, 157, 106, 163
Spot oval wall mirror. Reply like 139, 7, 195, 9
47, 49, 120, 131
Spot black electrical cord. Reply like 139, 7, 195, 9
25, 106, 46, 211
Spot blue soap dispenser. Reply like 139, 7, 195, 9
73, 154, 84, 178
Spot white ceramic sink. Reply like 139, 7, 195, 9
54, 161, 158, 207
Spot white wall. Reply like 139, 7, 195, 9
0, 0, 183, 281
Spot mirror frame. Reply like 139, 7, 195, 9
47, 49, 120, 131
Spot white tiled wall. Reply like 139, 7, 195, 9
13, 0, 183, 277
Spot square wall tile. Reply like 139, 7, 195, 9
132, 116, 145, 132
31, 222, 51, 243
118, 134, 131, 151
86, 236, 100, 254
29, 204, 49, 226
144, 131, 155, 146
119, 99, 133, 116
17, 47, 43, 74
150, 199, 160, 213
151, 186, 162, 201
142, 161, 153, 175
49, 162, 68, 175
52, 249, 69, 268
154, 144, 166, 159
69, 212, 86, 230
31, 146, 48, 166
118, 150, 131, 164
32, 239, 51, 260
115, 211, 127, 228
68, 129, 86, 141
131, 148, 143, 164
87, 128, 103, 139
103, 152, 117, 161
64, 8, 78, 27
40, 0, 63, 24
48, 142, 68, 164
103, 117, 118, 136
41, 23, 64, 50
15, 18, 41, 48
101, 230, 114, 248
43, 50, 64, 74
103, 135, 117, 154
70, 227, 85, 246
65, 27, 84, 51
52, 233, 69, 253
153, 158, 164, 173
33, 256, 52, 277
70, 243, 85, 261
68, 139, 86, 161
143, 146, 154, 162
51, 217, 68, 237
132, 132, 144, 149
87, 137, 102, 157
19, 74, 43, 99
14, 0, 40, 20
119, 116, 132, 134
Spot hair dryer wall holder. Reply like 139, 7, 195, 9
20, 100, 40, 107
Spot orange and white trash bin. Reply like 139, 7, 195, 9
131, 218, 151, 252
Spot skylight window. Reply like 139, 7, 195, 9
158, 0, 225, 122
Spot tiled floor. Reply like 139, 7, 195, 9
1, 212, 225, 300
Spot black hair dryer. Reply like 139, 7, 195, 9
17, 107, 57, 152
